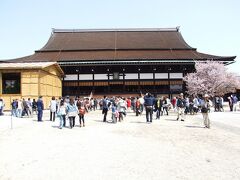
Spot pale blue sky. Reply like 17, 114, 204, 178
1, 0, 239, 74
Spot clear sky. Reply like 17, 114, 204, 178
1, 0, 239, 74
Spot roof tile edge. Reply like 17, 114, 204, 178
52, 27, 179, 33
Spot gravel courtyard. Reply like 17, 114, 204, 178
0, 109, 240, 180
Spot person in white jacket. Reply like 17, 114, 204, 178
49, 96, 57, 121
17, 99, 23, 118
200, 94, 212, 128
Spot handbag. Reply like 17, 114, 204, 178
201, 107, 208, 113
68, 111, 78, 117
57, 111, 62, 117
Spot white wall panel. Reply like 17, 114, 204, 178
94, 74, 108, 80
140, 73, 153, 79
170, 73, 183, 79
79, 74, 93, 80
155, 73, 168, 79
125, 73, 138, 80
64, 74, 78, 81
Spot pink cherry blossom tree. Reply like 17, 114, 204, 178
183, 61, 240, 96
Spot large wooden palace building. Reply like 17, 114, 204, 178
0, 27, 236, 108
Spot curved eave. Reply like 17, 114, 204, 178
58, 56, 236, 66
35, 48, 197, 52
58, 59, 195, 66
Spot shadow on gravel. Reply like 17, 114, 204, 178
93, 119, 117, 124
32, 119, 52, 122
93, 120, 105, 123
52, 125, 60, 129
32, 120, 45, 122
165, 119, 178, 121
185, 125, 205, 128
52, 125, 73, 129
130, 121, 146, 124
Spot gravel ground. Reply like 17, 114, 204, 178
0, 109, 240, 180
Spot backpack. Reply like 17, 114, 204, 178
136, 100, 140, 108
177, 99, 185, 108
79, 107, 85, 115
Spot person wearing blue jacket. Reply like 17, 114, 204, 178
144, 93, 155, 123
66, 98, 78, 128
37, 96, 44, 122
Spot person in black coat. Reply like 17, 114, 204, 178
154, 97, 162, 120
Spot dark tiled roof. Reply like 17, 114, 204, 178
37, 28, 194, 51
5, 28, 236, 63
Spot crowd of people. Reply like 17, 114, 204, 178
97, 93, 239, 129
2, 92, 239, 129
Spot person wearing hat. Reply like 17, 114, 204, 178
37, 96, 44, 122
200, 94, 211, 128
176, 93, 186, 121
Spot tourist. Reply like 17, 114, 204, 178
102, 96, 109, 122
32, 99, 38, 115
176, 93, 185, 121
126, 98, 131, 111
135, 97, 141, 116
144, 93, 155, 123
228, 96, 233, 111
200, 94, 211, 128
193, 96, 200, 114
189, 96, 194, 115
117, 97, 127, 121
219, 96, 224, 112
27, 98, 33, 117
0, 98, 4, 115
162, 96, 169, 115
37, 96, 44, 121
57, 100, 66, 129
66, 98, 78, 128
111, 102, 118, 123
93, 98, 98, 110
139, 95, 144, 114
22, 98, 30, 117
131, 97, 136, 112
232, 94, 238, 112
11, 99, 18, 117
78, 105, 86, 127
171, 97, 177, 112
17, 99, 23, 118
49, 96, 57, 121
154, 96, 162, 120
184, 96, 190, 114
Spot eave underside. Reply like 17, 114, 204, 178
5, 50, 236, 65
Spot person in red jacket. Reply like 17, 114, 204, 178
126, 98, 131, 110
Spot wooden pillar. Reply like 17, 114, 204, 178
123, 68, 125, 92
92, 69, 95, 91
107, 69, 110, 93
138, 68, 140, 92
77, 69, 80, 95
182, 67, 187, 93
168, 67, 171, 99
153, 68, 156, 94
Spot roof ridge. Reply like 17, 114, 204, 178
52, 27, 179, 33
